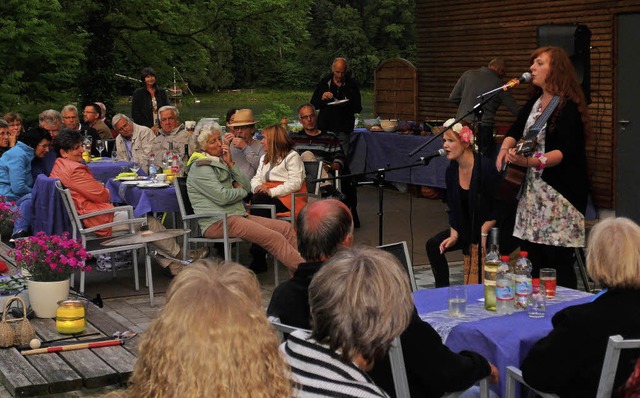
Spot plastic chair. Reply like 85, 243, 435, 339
377, 241, 418, 292
505, 335, 640, 398
55, 181, 153, 303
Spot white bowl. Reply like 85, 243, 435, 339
380, 119, 398, 133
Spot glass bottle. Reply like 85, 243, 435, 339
484, 227, 500, 311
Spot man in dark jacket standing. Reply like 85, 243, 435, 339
310, 57, 362, 159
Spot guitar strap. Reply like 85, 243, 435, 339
522, 95, 561, 140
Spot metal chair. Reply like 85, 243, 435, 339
173, 176, 243, 262
505, 335, 640, 398
377, 241, 418, 292
55, 181, 152, 301
273, 161, 323, 227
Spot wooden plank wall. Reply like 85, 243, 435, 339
416, 0, 640, 210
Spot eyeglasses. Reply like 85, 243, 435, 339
299, 114, 315, 121
115, 123, 131, 133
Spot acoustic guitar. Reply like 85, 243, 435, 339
496, 136, 538, 202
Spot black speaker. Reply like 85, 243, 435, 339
537, 24, 591, 104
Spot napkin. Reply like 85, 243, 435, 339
115, 172, 136, 180
91, 157, 103, 161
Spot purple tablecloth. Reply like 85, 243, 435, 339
106, 179, 179, 218
413, 285, 593, 396
349, 128, 448, 188
87, 160, 146, 183
30, 175, 73, 235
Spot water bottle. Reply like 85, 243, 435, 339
528, 278, 547, 318
171, 155, 180, 176
496, 255, 514, 315
483, 228, 500, 311
514, 252, 532, 310
148, 153, 158, 181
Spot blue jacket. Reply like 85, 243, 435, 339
0, 141, 35, 201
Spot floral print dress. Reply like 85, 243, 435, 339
513, 97, 585, 247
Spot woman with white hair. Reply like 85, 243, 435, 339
185, 122, 304, 272
521, 217, 640, 397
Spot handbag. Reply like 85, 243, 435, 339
0, 297, 36, 347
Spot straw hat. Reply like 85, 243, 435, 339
228, 109, 256, 127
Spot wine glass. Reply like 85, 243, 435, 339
82, 136, 92, 154
95, 140, 104, 159
130, 161, 140, 177
161, 152, 170, 170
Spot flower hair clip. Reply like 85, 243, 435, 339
443, 118, 476, 145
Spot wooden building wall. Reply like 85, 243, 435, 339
415, 0, 640, 210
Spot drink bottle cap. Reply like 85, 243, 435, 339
500, 255, 510, 262
519, 251, 528, 258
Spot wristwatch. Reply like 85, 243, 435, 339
534, 152, 547, 171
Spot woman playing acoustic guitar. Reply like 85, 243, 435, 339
496, 46, 590, 288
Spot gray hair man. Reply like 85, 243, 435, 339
112, 113, 155, 172
151, 105, 196, 160
39, 109, 63, 139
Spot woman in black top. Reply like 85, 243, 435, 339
131, 67, 169, 133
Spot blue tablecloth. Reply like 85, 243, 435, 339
413, 285, 593, 396
106, 179, 179, 218
87, 160, 146, 183
349, 128, 448, 188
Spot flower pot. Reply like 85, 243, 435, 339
27, 279, 70, 318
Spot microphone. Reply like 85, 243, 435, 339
420, 149, 446, 163
502, 72, 532, 91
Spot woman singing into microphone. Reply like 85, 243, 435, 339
426, 120, 499, 287
495, 46, 590, 288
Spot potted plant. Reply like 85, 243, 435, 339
0, 197, 20, 240
9, 232, 92, 318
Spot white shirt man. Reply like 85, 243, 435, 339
112, 114, 155, 173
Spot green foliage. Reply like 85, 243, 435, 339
257, 102, 293, 128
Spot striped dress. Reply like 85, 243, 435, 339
281, 330, 390, 398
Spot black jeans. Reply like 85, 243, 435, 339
426, 229, 464, 288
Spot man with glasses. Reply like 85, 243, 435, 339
61, 105, 101, 157
223, 108, 265, 180
151, 105, 195, 160
83, 103, 112, 140
0, 120, 10, 158
112, 113, 155, 172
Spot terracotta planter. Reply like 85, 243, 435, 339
27, 279, 70, 318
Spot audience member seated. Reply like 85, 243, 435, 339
108, 259, 292, 397
185, 122, 304, 272
291, 103, 346, 198
281, 245, 413, 397
2, 112, 24, 147
269, 199, 498, 397
83, 103, 112, 140
61, 104, 101, 156
151, 105, 196, 158
49, 130, 202, 275
33, 109, 64, 176
112, 113, 155, 173
224, 108, 265, 180
0, 120, 9, 158
522, 217, 640, 397
0, 127, 52, 241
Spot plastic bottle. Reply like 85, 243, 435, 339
528, 278, 547, 318
514, 252, 532, 310
496, 255, 515, 315
148, 153, 158, 181
483, 228, 500, 311
171, 155, 180, 176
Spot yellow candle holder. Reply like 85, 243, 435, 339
56, 300, 86, 334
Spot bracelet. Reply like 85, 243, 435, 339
481, 233, 488, 237
534, 152, 548, 171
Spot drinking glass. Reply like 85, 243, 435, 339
540, 268, 557, 298
111, 150, 118, 162
82, 136, 92, 153
448, 285, 467, 318
130, 161, 140, 176
95, 140, 104, 159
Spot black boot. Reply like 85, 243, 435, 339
249, 244, 268, 274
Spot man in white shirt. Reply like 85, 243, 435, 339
151, 105, 196, 160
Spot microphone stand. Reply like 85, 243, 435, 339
407, 84, 509, 283
312, 156, 443, 246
